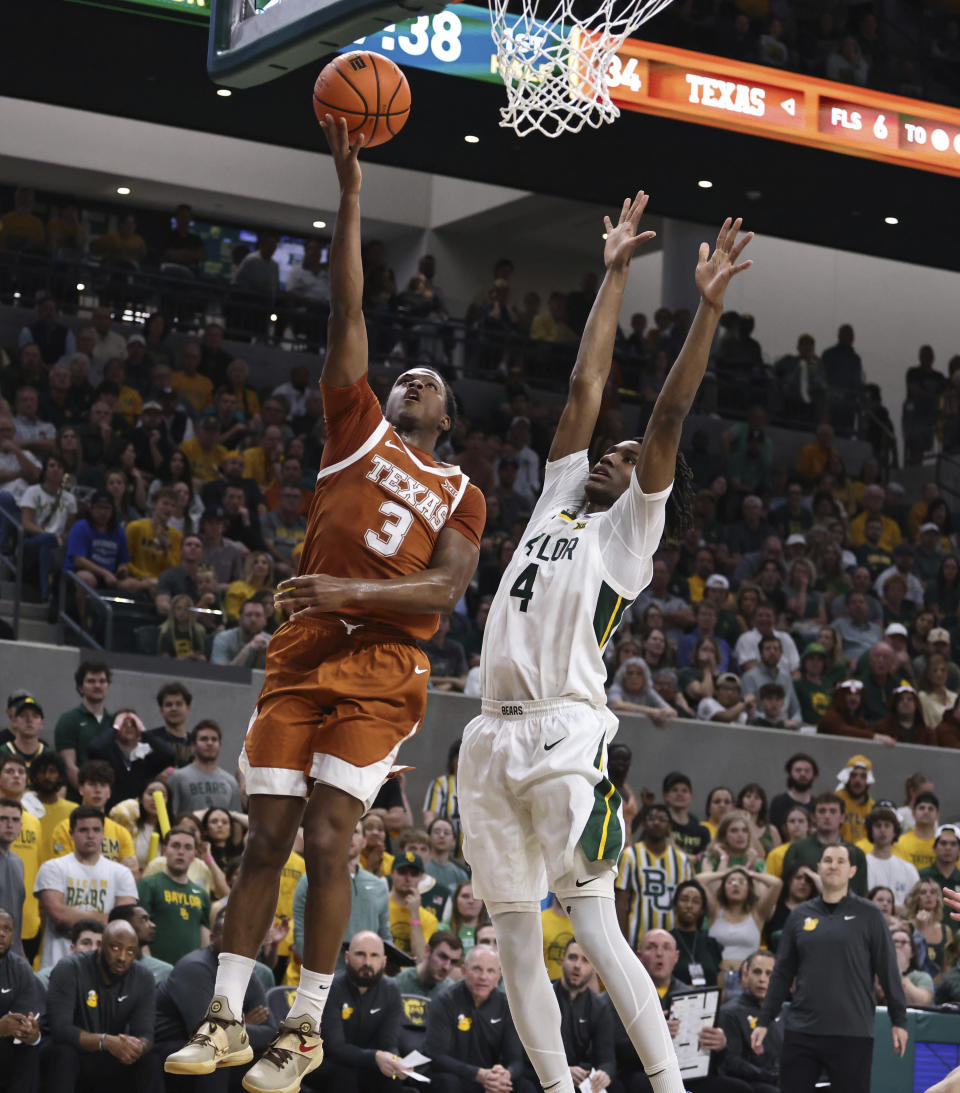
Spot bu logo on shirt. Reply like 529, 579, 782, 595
341, 1004, 354, 1020
457, 1014, 472, 1031
803, 917, 819, 931
86, 990, 98, 1009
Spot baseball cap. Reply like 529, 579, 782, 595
786, 533, 807, 546
887, 482, 905, 495
5, 689, 32, 710
936, 824, 960, 842
920, 522, 940, 533
884, 623, 908, 638
837, 754, 875, 788
201, 506, 225, 522
837, 678, 864, 692
705, 574, 729, 590
199, 409, 219, 427
393, 850, 425, 873
126, 333, 146, 346
716, 672, 741, 687
929, 627, 951, 644
893, 682, 917, 696
89, 489, 113, 507
142, 399, 162, 412
801, 641, 827, 659
12, 696, 43, 718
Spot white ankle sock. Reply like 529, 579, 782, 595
290, 968, 334, 1026
214, 952, 256, 1018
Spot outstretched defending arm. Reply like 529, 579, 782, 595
636, 218, 753, 494
319, 116, 368, 389
548, 192, 656, 462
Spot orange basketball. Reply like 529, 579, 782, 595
313, 51, 411, 148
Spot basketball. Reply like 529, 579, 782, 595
313, 51, 411, 148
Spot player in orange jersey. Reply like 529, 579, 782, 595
166, 118, 484, 1093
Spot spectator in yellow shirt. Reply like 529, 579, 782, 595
849, 484, 903, 551
0, 187, 44, 251
179, 410, 228, 482
389, 852, 438, 960
530, 293, 578, 344
795, 422, 836, 485
125, 487, 182, 583
171, 341, 214, 415
91, 213, 147, 264
49, 760, 138, 875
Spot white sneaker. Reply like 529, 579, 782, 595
241, 1012, 324, 1093
164, 995, 253, 1075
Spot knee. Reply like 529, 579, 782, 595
302, 823, 352, 880
244, 824, 294, 870
76, 571, 97, 589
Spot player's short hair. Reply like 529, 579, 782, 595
672, 879, 707, 912
157, 681, 193, 706
70, 918, 104, 943
0, 757, 26, 777
814, 791, 845, 812
192, 719, 222, 742
0, 798, 22, 814
662, 771, 691, 794
78, 760, 114, 787
75, 659, 111, 689
758, 683, 785, 701
758, 634, 782, 654
70, 804, 105, 832
743, 949, 775, 971
427, 930, 463, 954
109, 903, 142, 923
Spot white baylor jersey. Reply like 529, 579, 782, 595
480, 450, 672, 707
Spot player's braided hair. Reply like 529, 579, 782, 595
439, 376, 458, 444
630, 438, 695, 541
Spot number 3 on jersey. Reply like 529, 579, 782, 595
365, 501, 414, 557
510, 562, 539, 612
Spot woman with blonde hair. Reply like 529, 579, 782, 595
223, 550, 276, 622
918, 653, 958, 729
905, 877, 953, 976
784, 556, 826, 638
157, 594, 207, 660
698, 810, 765, 874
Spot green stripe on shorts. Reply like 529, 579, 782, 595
579, 740, 623, 862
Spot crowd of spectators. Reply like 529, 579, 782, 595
0, 660, 959, 1090
646, 0, 960, 108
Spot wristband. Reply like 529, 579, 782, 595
99, 1034, 106, 1052
410, 919, 421, 925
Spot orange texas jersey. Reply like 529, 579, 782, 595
298, 375, 485, 641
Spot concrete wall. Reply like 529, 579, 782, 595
5, 639, 960, 822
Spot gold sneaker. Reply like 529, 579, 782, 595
241, 1013, 323, 1093
165, 995, 254, 1075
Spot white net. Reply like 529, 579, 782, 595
488, 0, 675, 137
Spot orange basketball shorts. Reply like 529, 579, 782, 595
239, 616, 430, 808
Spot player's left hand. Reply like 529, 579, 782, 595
275, 573, 355, 618
892, 1026, 908, 1057
695, 217, 754, 309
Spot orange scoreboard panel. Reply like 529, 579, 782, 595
606, 39, 960, 179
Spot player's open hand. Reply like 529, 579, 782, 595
319, 114, 364, 195
696, 217, 754, 309
603, 191, 656, 272
275, 573, 355, 618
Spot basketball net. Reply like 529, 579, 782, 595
488, 0, 674, 137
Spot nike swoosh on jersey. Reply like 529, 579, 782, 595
543, 738, 565, 751
299, 1044, 319, 1053
414, 666, 428, 675
370, 1008, 381, 1014
384, 440, 405, 452
844, 915, 856, 920
490, 1018, 502, 1024
118, 995, 128, 1002
0, 989, 10, 994
575, 877, 599, 887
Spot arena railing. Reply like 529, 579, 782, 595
56, 570, 114, 652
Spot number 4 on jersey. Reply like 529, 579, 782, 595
510, 562, 539, 612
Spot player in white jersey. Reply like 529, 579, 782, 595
459, 195, 753, 1093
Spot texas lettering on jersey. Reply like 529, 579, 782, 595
365, 454, 449, 531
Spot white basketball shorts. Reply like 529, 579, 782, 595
459, 698, 625, 907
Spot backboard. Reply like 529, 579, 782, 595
207, 0, 451, 87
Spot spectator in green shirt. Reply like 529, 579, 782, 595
137, 826, 211, 966
53, 659, 112, 793
393, 929, 462, 998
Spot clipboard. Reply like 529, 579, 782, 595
668, 986, 721, 1079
